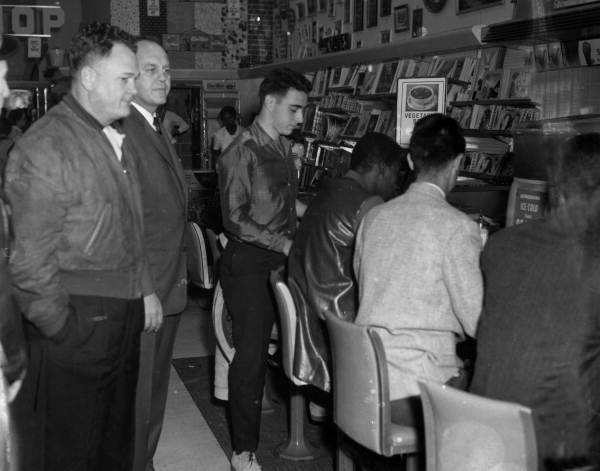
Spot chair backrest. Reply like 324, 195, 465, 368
269, 269, 305, 387
211, 281, 234, 363
418, 381, 538, 471
325, 314, 416, 456
186, 222, 213, 290
205, 228, 222, 266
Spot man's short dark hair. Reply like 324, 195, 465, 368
351, 132, 406, 173
69, 22, 136, 73
258, 68, 312, 104
409, 114, 465, 174
219, 106, 238, 121
552, 133, 600, 208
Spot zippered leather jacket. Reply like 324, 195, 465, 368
5, 94, 152, 338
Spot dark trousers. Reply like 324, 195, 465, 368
220, 240, 286, 453
13, 294, 144, 471
134, 313, 181, 471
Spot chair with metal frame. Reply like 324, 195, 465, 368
418, 380, 538, 471
269, 268, 315, 461
325, 313, 420, 471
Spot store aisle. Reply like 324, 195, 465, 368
154, 295, 231, 471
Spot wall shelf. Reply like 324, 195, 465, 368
238, 27, 480, 78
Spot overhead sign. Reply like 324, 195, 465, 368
0, 5, 65, 37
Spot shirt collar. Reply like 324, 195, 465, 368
131, 102, 157, 130
249, 119, 290, 150
415, 181, 446, 198
63, 93, 104, 131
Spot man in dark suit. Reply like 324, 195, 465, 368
471, 133, 600, 468
121, 38, 187, 471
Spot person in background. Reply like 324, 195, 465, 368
470, 133, 600, 469
121, 39, 187, 471
288, 132, 410, 396
354, 114, 483, 427
218, 67, 311, 471
212, 105, 241, 164
162, 108, 189, 144
0, 108, 30, 179
5, 108, 30, 141
5, 23, 149, 471
0, 54, 26, 471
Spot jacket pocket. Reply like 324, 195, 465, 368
83, 203, 110, 256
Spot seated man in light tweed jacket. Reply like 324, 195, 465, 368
354, 113, 483, 427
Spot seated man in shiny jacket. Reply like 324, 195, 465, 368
288, 132, 409, 392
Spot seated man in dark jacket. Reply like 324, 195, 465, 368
288, 132, 409, 393
470, 133, 600, 469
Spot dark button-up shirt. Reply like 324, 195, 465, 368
218, 120, 298, 254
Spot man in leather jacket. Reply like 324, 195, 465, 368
288, 132, 409, 392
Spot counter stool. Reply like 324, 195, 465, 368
325, 314, 420, 471
269, 269, 316, 461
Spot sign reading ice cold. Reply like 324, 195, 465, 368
396, 77, 446, 147
513, 188, 546, 225
0, 5, 65, 37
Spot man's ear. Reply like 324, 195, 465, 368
406, 153, 415, 171
80, 65, 96, 91
264, 94, 276, 112
452, 153, 464, 171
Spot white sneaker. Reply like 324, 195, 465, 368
231, 451, 262, 471
308, 400, 330, 423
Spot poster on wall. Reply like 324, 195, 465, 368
396, 77, 446, 147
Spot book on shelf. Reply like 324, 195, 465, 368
474, 69, 503, 100
342, 115, 361, 137
303, 104, 318, 133
461, 151, 507, 177
354, 108, 375, 137
390, 60, 408, 93
365, 109, 382, 134
323, 113, 348, 141
374, 110, 393, 133
374, 61, 399, 94
329, 66, 351, 88
310, 69, 329, 97
385, 113, 397, 139
359, 64, 382, 95
499, 67, 534, 99
345, 65, 361, 88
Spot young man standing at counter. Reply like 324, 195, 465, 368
218, 67, 311, 471
121, 39, 187, 471
354, 114, 483, 427
5, 23, 150, 470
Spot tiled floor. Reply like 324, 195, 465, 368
154, 295, 232, 470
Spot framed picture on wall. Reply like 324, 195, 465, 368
380, 0, 392, 16
393, 4, 409, 32
456, 0, 503, 14
367, 0, 378, 27
411, 7, 423, 37
353, 0, 364, 31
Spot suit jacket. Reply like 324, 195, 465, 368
288, 176, 381, 391
354, 182, 483, 400
470, 218, 600, 467
122, 107, 188, 315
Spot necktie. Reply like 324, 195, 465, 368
153, 116, 162, 135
